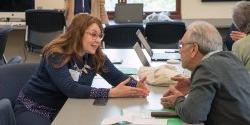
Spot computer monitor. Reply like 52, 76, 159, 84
0, 0, 35, 21
114, 3, 143, 23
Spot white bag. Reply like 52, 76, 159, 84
145, 11, 173, 23
138, 64, 179, 86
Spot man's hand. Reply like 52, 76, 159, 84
230, 31, 246, 42
161, 85, 184, 108
163, 75, 191, 97
172, 75, 191, 95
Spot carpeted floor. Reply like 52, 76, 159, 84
4, 29, 41, 64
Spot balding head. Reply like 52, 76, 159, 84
187, 21, 223, 55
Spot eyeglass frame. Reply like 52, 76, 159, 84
85, 31, 104, 41
178, 40, 196, 48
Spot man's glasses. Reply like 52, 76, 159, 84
178, 40, 195, 48
85, 31, 104, 41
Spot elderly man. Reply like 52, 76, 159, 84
161, 21, 250, 125
232, 1, 250, 72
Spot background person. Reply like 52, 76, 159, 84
231, 1, 250, 71
224, 24, 246, 51
64, 0, 109, 25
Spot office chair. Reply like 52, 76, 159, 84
0, 26, 22, 65
25, 9, 66, 52
0, 98, 16, 125
145, 21, 186, 49
0, 63, 39, 125
0, 26, 11, 64
0, 63, 39, 106
103, 24, 144, 48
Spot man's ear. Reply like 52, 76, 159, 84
191, 43, 199, 58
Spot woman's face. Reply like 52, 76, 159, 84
82, 23, 103, 55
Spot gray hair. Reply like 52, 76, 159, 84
233, 1, 250, 34
187, 21, 223, 55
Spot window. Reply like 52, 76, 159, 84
105, 0, 118, 12
105, 0, 181, 19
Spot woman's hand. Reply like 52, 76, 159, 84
136, 77, 150, 94
109, 78, 149, 98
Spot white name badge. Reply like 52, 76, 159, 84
69, 69, 80, 82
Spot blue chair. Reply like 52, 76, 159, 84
103, 24, 144, 48
0, 63, 39, 106
0, 26, 22, 65
0, 26, 12, 65
0, 98, 16, 125
145, 21, 186, 49
25, 9, 66, 51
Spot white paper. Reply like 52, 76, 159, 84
132, 117, 166, 125
101, 108, 167, 125
101, 115, 166, 125
101, 116, 124, 125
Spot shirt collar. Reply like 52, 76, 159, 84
202, 50, 221, 61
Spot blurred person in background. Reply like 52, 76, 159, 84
64, 0, 109, 25
232, 1, 250, 71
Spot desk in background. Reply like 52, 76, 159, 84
108, 18, 232, 28
0, 22, 25, 30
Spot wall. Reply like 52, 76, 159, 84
35, 0, 237, 19
36, 0, 64, 9
181, 0, 237, 19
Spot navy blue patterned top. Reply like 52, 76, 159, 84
16, 54, 137, 120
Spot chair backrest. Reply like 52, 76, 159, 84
0, 26, 12, 64
0, 63, 39, 105
103, 24, 144, 48
25, 9, 66, 50
0, 98, 16, 125
145, 21, 186, 49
